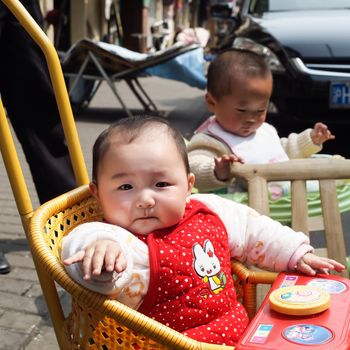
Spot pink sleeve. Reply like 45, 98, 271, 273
288, 244, 314, 270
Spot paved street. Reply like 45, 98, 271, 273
0, 77, 209, 349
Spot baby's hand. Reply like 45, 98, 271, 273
214, 154, 244, 181
63, 239, 126, 280
295, 252, 345, 276
310, 122, 335, 145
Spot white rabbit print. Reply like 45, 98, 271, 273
193, 239, 227, 295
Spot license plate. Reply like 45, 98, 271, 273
330, 82, 350, 108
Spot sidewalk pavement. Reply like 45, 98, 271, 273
0, 77, 209, 350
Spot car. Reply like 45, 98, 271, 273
229, 0, 350, 157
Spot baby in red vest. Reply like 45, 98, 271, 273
63, 116, 345, 346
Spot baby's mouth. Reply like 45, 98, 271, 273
137, 216, 156, 221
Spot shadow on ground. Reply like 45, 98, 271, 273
74, 96, 211, 139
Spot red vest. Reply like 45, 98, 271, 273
136, 199, 249, 345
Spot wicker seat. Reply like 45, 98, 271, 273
28, 184, 277, 349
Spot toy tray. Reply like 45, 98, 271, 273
235, 272, 350, 349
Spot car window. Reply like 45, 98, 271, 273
249, 0, 350, 14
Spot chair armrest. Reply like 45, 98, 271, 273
231, 260, 278, 319
231, 260, 278, 285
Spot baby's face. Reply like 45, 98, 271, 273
90, 129, 195, 235
207, 75, 273, 137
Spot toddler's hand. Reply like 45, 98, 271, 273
295, 252, 345, 276
63, 239, 126, 280
311, 122, 335, 145
214, 154, 244, 181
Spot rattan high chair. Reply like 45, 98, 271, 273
0, 0, 277, 349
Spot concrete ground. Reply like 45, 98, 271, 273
0, 77, 209, 350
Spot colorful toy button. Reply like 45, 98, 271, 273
269, 285, 330, 315
283, 324, 333, 345
307, 278, 347, 294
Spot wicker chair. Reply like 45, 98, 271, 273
27, 184, 277, 349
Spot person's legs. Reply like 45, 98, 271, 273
0, 1, 76, 204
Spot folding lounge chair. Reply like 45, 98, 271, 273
61, 39, 205, 117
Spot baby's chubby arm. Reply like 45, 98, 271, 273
192, 194, 345, 274
187, 132, 239, 191
62, 222, 149, 309
63, 239, 127, 281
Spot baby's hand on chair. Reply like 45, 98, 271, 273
311, 122, 335, 145
63, 239, 126, 280
295, 252, 345, 276
215, 154, 244, 181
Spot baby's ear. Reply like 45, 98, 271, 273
89, 182, 99, 200
205, 92, 216, 113
187, 173, 195, 195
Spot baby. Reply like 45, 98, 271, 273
187, 49, 335, 195
62, 116, 344, 346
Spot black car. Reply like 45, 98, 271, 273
229, 0, 350, 157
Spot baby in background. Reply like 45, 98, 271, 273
187, 49, 335, 196
62, 116, 344, 346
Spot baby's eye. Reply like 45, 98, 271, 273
118, 184, 133, 190
236, 108, 246, 114
155, 182, 170, 188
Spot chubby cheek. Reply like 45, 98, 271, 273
257, 114, 267, 126
101, 201, 129, 226
163, 200, 186, 224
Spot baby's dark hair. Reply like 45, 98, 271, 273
92, 115, 190, 183
207, 49, 272, 100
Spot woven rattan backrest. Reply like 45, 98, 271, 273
44, 196, 103, 260
31, 185, 232, 350
231, 158, 350, 278
38, 187, 173, 350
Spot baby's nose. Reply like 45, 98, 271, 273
136, 191, 155, 208
246, 113, 260, 121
